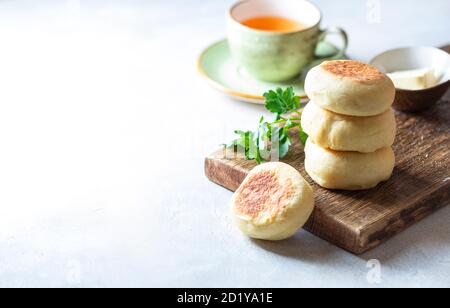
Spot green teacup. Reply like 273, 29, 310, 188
227, 0, 348, 83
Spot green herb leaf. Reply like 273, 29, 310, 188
226, 87, 307, 164
263, 87, 300, 115
299, 123, 309, 145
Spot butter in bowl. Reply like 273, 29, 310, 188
370, 46, 450, 112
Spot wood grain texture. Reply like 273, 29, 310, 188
205, 46, 450, 254
442, 45, 450, 53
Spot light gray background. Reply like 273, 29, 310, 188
0, 0, 449, 288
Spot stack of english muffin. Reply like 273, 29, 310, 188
302, 60, 397, 190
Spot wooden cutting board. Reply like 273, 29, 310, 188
205, 47, 450, 254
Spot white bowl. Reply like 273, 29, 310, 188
370, 47, 450, 112
370, 46, 450, 85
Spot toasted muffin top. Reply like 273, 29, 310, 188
322, 60, 385, 83
234, 169, 294, 220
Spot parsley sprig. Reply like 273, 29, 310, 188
227, 87, 308, 164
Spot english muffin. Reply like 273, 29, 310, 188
231, 162, 314, 241
301, 101, 397, 153
305, 60, 396, 116
304, 139, 395, 190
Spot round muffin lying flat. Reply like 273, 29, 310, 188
231, 162, 314, 241
304, 139, 395, 190
301, 101, 397, 153
305, 60, 396, 117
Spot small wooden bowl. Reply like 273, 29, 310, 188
394, 79, 450, 112
370, 46, 450, 112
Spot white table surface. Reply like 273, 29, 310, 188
0, 0, 449, 288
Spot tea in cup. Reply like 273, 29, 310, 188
227, 0, 348, 82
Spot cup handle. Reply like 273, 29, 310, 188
313, 26, 349, 61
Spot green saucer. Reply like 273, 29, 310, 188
198, 39, 344, 104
